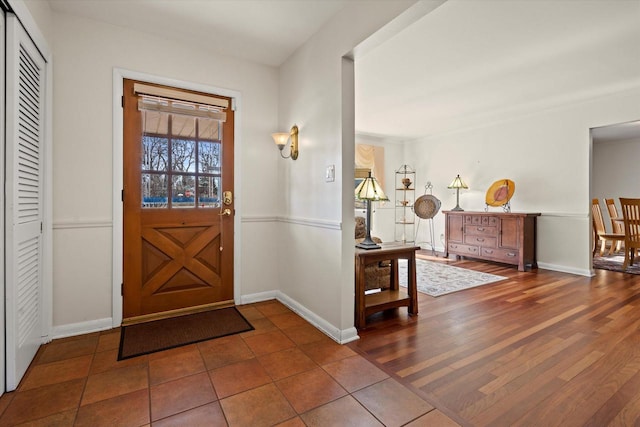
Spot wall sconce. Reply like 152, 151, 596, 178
271, 125, 299, 160
448, 174, 468, 211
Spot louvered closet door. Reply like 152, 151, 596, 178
5, 15, 46, 391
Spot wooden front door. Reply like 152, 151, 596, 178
122, 79, 234, 321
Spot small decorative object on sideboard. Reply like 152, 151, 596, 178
402, 178, 412, 189
485, 179, 516, 212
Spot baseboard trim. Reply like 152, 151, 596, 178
51, 317, 114, 340
240, 290, 359, 344
537, 262, 593, 277
240, 290, 279, 305
50, 292, 359, 344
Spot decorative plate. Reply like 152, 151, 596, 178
485, 179, 515, 207
414, 194, 441, 219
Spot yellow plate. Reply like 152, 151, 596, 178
485, 179, 515, 207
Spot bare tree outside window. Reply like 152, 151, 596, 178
141, 110, 221, 209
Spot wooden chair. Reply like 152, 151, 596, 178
619, 198, 640, 270
604, 198, 624, 252
592, 198, 625, 256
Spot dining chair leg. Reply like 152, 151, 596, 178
600, 240, 607, 256
623, 248, 630, 270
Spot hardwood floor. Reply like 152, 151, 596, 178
350, 253, 640, 426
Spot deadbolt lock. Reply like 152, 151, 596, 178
223, 191, 233, 206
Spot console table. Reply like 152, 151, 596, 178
354, 243, 419, 329
444, 211, 540, 271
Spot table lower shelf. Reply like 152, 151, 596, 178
365, 289, 410, 316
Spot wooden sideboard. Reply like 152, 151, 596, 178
444, 211, 540, 271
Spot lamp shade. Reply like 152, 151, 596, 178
271, 132, 289, 149
447, 174, 468, 190
355, 173, 389, 201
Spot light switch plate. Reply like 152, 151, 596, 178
325, 165, 335, 182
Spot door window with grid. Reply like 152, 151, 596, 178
140, 97, 224, 209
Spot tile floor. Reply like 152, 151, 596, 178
0, 300, 459, 426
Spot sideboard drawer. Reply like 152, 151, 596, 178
481, 247, 519, 263
465, 215, 498, 226
448, 243, 479, 256
464, 225, 497, 237
465, 235, 497, 247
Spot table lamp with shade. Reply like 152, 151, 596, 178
355, 172, 389, 250
448, 174, 468, 211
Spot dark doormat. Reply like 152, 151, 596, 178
593, 254, 640, 275
118, 306, 254, 360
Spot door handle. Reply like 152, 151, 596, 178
219, 208, 232, 216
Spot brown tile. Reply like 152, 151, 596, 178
254, 300, 292, 317
220, 383, 296, 427
300, 395, 384, 427
236, 305, 266, 321
81, 364, 148, 406
209, 358, 272, 398
322, 355, 389, 392
149, 346, 205, 385
353, 378, 433, 426
150, 372, 217, 421
239, 317, 278, 337
0, 379, 84, 425
282, 323, 327, 345
242, 330, 296, 356
96, 329, 121, 352
147, 343, 198, 361
276, 367, 347, 414
75, 389, 150, 427
269, 312, 308, 329
0, 392, 14, 416
198, 335, 254, 370
258, 347, 317, 381
90, 348, 148, 375
300, 338, 357, 365
274, 416, 306, 427
19, 355, 92, 391
36, 335, 99, 364
13, 409, 76, 426
405, 409, 461, 426
153, 401, 227, 427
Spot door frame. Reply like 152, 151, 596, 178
111, 68, 243, 327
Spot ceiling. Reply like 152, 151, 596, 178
47, 0, 640, 142
355, 0, 640, 141
46, 0, 350, 67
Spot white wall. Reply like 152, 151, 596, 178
276, 0, 433, 337
593, 136, 640, 230
407, 88, 640, 275
49, 12, 281, 331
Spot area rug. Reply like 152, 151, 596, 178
397, 258, 507, 297
593, 254, 640, 275
118, 307, 254, 360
